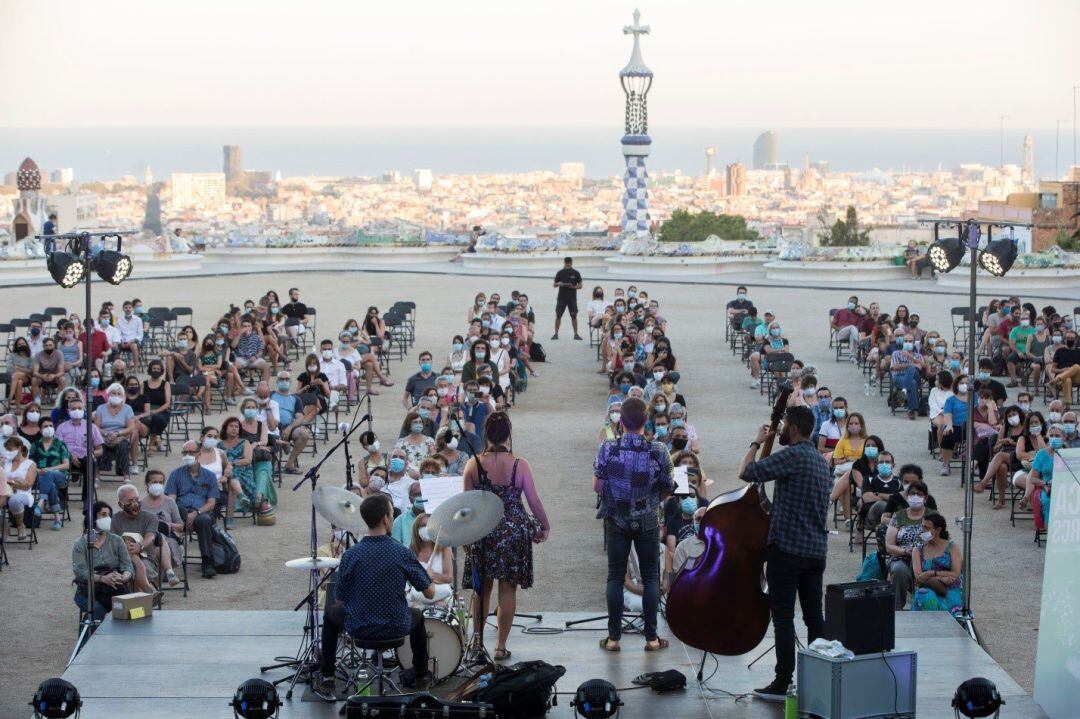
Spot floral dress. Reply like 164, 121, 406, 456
224, 440, 276, 509
912, 541, 964, 616
463, 459, 539, 589
395, 436, 435, 474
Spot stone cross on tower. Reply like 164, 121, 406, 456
618, 9, 654, 245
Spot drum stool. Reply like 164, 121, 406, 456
343, 635, 406, 696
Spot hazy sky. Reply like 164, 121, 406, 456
1, 0, 1076, 129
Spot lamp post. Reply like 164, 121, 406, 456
924, 217, 1028, 643
38, 231, 134, 662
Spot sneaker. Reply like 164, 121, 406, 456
33, 504, 42, 517
201, 564, 217, 579
243, 387, 256, 395
310, 672, 337, 701
753, 679, 789, 702
224, 398, 238, 406
939, 463, 951, 476
550, 333, 559, 340
51, 519, 63, 531
166, 568, 180, 587
224, 518, 237, 530
573, 334, 583, 341
750, 379, 760, 389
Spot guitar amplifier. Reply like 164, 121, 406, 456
345, 692, 494, 718
824, 581, 894, 655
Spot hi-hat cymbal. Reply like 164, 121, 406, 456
427, 490, 504, 548
313, 485, 366, 534
285, 556, 340, 571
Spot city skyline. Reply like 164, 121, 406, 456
1, 1, 1077, 130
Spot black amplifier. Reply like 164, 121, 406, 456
824, 580, 894, 655
346, 692, 494, 718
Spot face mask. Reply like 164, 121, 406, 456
770, 328, 781, 337
149, 368, 163, 378
681, 497, 697, 515
307, 365, 318, 373
609, 411, 621, 424
957, 383, 968, 394
321, 350, 333, 361
847, 302, 856, 311
0, 447, 17, 460
69, 410, 85, 421
1029, 425, 1042, 434
655, 426, 668, 438
977, 371, 990, 381
42, 426, 55, 439
90, 378, 100, 388
1052, 335, 1063, 343
475, 350, 487, 359
389, 457, 406, 474
418, 526, 432, 542
1007, 415, 1020, 427
108, 395, 124, 406
671, 437, 688, 451
1068, 339, 1078, 348
500, 337, 510, 347
26, 411, 40, 423
95, 516, 112, 533
655, 403, 667, 413
413, 498, 427, 512
903, 342, 914, 351
239, 407, 258, 421
863, 446, 879, 460
817, 398, 831, 411
181, 455, 197, 466
1048, 411, 1062, 423
1049, 437, 1064, 449
949, 360, 961, 370
410, 422, 425, 434
147, 482, 164, 497
907, 495, 925, 508
447, 437, 458, 450
670, 418, 685, 428
177, 340, 188, 350
1002, 307, 1011, 316
832, 408, 846, 419
613, 332, 623, 340
1017, 402, 1031, 412
453, 343, 464, 352
420, 362, 433, 373
878, 463, 893, 477
203, 437, 218, 449
1062, 423, 1077, 435
919, 531, 933, 542
277, 381, 290, 392
418, 407, 432, 420
737, 292, 747, 300
1020, 319, 1030, 327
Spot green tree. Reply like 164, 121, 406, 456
818, 205, 871, 247
142, 186, 162, 235
658, 210, 759, 243
1055, 227, 1079, 251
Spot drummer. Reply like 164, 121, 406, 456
318, 494, 436, 696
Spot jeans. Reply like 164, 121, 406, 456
178, 506, 215, 561
37, 470, 68, 509
321, 604, 428, 677
604, 517, 660, 642
74, 590, 110, 622
892, 366, 920, 411
765, 546, 826, 685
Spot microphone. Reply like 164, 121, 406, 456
338, 422, 351, 434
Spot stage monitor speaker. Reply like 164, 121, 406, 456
824, 580, 894, 655
345, 692, 494, 718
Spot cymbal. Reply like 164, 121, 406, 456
427, 490, 504, 548
313, 485, 366, 534
285, 556, 340, 571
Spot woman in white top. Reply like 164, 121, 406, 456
586, 287, 609, 328
0, 435, 38, 540
408, 513, 453, 608
490, 338, 512, 390
197, 426, 241, 529
927, 370, 955, 448
446, 335, 469, 376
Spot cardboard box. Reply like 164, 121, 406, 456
112, 592, 154, 620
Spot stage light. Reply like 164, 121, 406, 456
952, 677, 1004, 718
94, 250, 133, 284
230, 678, 282, 719
571, 679, 623, 719
928, 236, 964, 273
46, 253, 85, 289
30, 678, 82, 719
978, 239, 1017, 277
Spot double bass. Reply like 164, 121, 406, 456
665, 385, 792, 656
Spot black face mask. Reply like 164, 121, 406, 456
671, 437, 688, 451
1067, 339, 1077, 348
148, 369, 163, 378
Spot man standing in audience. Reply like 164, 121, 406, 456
116, 301, 144, 369
165, 440, 221, 579
552, 256, 583, 341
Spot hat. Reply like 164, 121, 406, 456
607, 395, 623, 406
763, 309, 775, 316
666, 371, 681, 384
121, 532, 143, 544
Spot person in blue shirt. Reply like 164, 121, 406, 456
1017, 425, 1064, 527
270, 370, 314, 474
318, 494, 435, 697
165, 440, 221, 578
938, 376, 972, 476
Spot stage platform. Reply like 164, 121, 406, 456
62, 609, 1046, 718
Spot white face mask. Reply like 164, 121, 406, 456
42, 427, 55, 439
369, 477, 386, 491
108, 395, 124, 406
609, 411, 621, 423
181, 455, 198, 466
0, 425, 12, 437
1048, 411, 1062, 423
95, 516, 112, 533
368, 440, 380, 452
956, 384, 968, 394
1007, 415, 1020, 426
447, 437, 458, 450
321, 350, 333, 360
202, 437, 218, 449
147, 482, 165, 497
919, 531, 933, 542
0, 447, 17, 460
69, 410, 84, 421
907, 495, 925, 508
418, 526, 432, 543
26, 411, 40, 423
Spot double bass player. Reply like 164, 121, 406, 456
738, 405, 831, 702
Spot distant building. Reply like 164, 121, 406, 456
703, 147, 716, 177
171, 172, 226, 210
382, 171, 402, 184
725, 162, 746, 197
1022, 134, 1034, 185
50, 168, 74, 184
811, 160, 830, 176
10, 157, 47, 242
144, 165, 154, 186
413, 169, 433, 192
752, 130, 778, 170
977, 181, 1079, 251
223, 145, 242, 183
559, 162, 586, 179
46, 193, 98, 231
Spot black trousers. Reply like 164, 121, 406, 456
321, 604, 428, 678
178, 507, 215, 561
765, 546, 825, 684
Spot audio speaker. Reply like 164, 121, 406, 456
824, 580, 894, 655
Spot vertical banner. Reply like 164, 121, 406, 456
1034, 448, 1080, 717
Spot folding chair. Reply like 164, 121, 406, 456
171, 307, 194, 327
827, 309, 838, 348
3, 505, 39, 550
950, 307, 970, 353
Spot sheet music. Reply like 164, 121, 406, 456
420, 475, 464, 515
673, 465, 690, 494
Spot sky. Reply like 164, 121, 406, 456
1, 0, 1077, 130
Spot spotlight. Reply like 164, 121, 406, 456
94, 250, 133, 285
46, 253, 85, 289
952, 677, 1004, 718
978, 238, 1018, 277
230, 678, 282, 719
571, 678, 622, 719
30, 678, 82, 719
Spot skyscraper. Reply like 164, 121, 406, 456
725, 162, 746, 197
171, 172, 226, 210
223, 145, 242, 183
752, 131, 778, 170
1023, 134, 1034, 185
703, 147, 716, 177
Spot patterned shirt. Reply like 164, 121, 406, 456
235, 331, 264, 359
31, 438, 70, 469
741, 439, 831, 560
336, 535, 431, 639
594, 432, 673, 526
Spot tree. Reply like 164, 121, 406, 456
658, 210, 759, 243
818, 205, 871, 247
142, 186, 163, 235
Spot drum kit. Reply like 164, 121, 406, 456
281, 488, 505, 688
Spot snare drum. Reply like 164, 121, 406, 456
396, 607, 463, 682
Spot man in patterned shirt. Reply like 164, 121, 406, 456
739, 405, 831, 702
594, 397, 673, 653
231, 317, 270, 386
317, 494, 435, 698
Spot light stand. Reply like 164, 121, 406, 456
924, 217, 1028, 644
38, 231, 135, 665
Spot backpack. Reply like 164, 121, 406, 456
887, 385, 906, 410
474, 660, 565, 718
529, 342, 547, 362
210, 525, 241, 573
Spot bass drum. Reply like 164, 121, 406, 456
396, 608, 463, 682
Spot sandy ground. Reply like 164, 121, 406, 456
0, 270, 1046, 714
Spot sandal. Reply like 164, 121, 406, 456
493, 648, 512, 661
644, 638, 669, 652
992, 500, 1005, 510
380, 379, 395, 387
599, 638, 620, 652
973, 481, 987, 494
